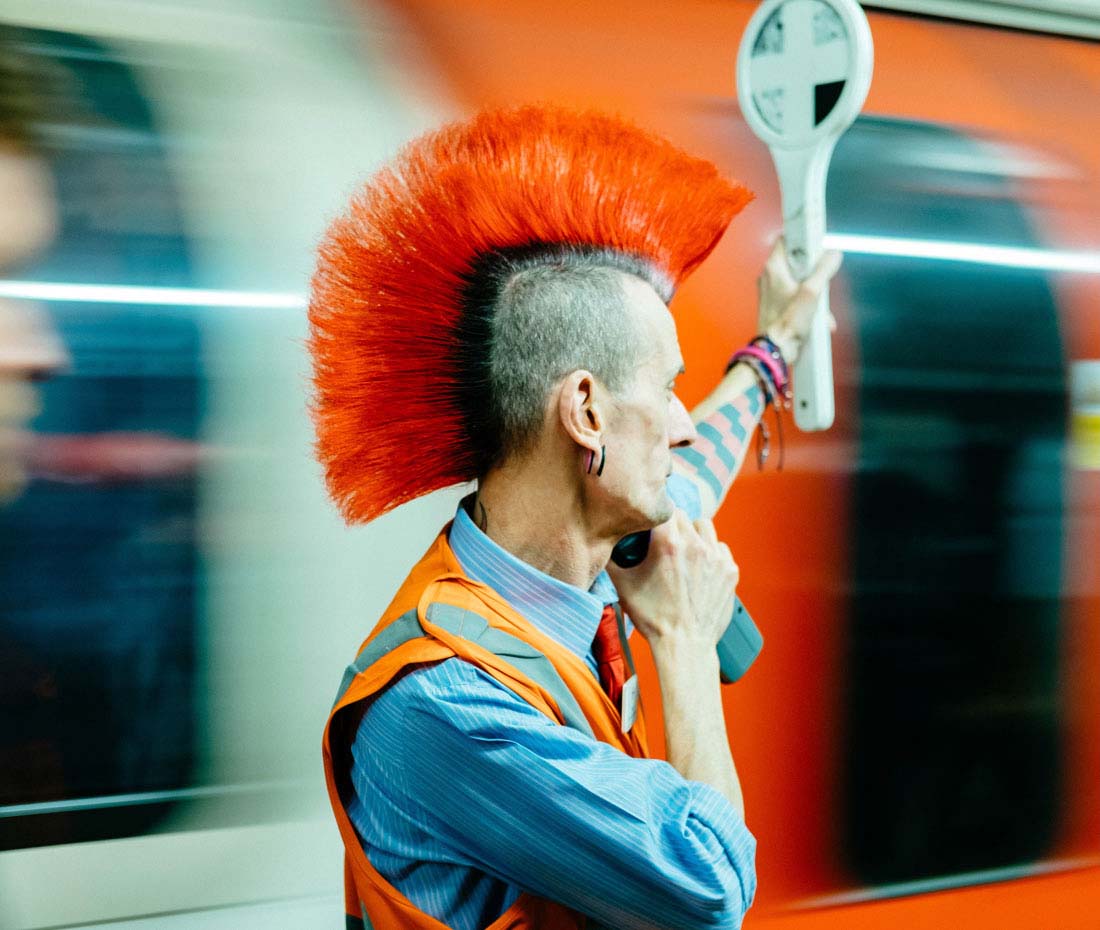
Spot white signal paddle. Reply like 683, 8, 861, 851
736, 0, 873, 430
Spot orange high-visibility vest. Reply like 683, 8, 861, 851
323, 528, 650, 930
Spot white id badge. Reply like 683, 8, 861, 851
620, 674, 640, 733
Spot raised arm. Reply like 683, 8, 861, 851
673, 242, 842, 518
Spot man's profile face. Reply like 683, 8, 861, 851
599, 274, 696, 532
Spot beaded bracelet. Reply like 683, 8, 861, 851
750, 334, 791, 387
725, 335, 792, 470
734, 344, 786, 396
737, 354, 779, 469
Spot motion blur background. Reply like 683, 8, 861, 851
0, 1, 1098, 928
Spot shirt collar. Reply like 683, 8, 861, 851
448, 496, 616, 661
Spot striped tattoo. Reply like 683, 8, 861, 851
673, 383, 765, 503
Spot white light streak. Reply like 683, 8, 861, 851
0, 280, 307, 309
0, 779, 310, 818
4, 236, 1099, 309
825, 233, 1100, 274
792, 856, 1100, 910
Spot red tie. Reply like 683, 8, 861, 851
592, 604, 627, 707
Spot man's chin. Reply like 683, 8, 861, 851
609, 489, 675, 539
646, 492, 676, 528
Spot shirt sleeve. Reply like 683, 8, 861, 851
354, 658, 756, 930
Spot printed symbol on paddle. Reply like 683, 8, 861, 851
749, 0, 849, 134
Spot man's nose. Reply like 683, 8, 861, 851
669, 394, 697, 448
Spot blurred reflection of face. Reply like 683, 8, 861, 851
0, 300, 66, 502
0, 145, 64, 503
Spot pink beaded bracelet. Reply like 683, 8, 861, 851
732, 344, 787, 395
725, 336, 793, 470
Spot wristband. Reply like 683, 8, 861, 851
724, 338, 791, 471
731, 344, 787, 395
750, 334, 791, 383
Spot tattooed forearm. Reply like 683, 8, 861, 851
673, 382, 765, 515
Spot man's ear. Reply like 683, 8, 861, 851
556, 369, 604, 454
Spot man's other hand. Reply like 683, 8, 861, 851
608, 511, 738, 650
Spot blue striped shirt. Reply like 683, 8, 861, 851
348, 477, 756, 929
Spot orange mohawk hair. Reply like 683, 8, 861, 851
308, 105, 752, 524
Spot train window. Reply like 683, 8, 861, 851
0, 26, 201, 850
829, 117, 1067, 884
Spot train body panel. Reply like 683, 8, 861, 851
0, 0, 1098, 926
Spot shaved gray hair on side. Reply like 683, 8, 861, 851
458, 245, 671, 474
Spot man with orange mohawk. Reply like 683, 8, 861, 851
314, 105, 839, 930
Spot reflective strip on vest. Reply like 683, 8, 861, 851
332, 610, 425, 709
336, 604, 595, 740
424, 602, 594, 738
